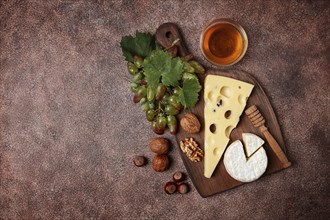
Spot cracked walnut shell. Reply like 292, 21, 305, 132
179, 138, 204, 162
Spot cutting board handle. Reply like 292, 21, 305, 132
155, 23, 190, 57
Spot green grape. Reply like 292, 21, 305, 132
132, 72, 144, 83
141, 102, 149, 112
134, 55, 144, 68
167, 115, 177, 135
151, 121, 160, 134
129, 82, 138, 88
161, 92, 170, 105
127, 62, 138, 75
182, 72, 198, 81
139, 97, 147, 105
146, 109, 156, 121
152, 120, 164, 135
129, 82, 138, 93
189, 60, 205, 74
172, 87, 180, 95
147, 87, 155, 101
156, 114, 167, 132
148, 101, 155, 110
182, 54, 194, 61
133, 86, 147, 103
168, 95, 183, 110
183, 61, 194, 73
165, 105, 179, 115
130, 87, 138, 93
155, 83, 166, 101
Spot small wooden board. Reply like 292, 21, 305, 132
176, 69, 289, 197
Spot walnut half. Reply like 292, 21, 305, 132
179, 138, 204, 162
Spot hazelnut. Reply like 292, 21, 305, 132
149, 138, 169, 155
177, 183, 189, 194
164, 181, 177, 194
173, 171, 185, 183
180, 113, 201, 134
152, 154, 169, 172
133, 156, 147, 167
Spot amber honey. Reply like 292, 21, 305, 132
201, 19, 248, 66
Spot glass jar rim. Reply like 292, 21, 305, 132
200, 18, 248, 67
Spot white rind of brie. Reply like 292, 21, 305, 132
224, 134, 268, 183
242, 133, 265, 157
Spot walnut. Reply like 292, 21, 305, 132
152, 154, 169, 172
179, 138, 204, 162
149, 138, 169, 155
180, 113, 201, 134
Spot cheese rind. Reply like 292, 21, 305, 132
204, 75, 254, 178
242, 133, 265, 157
224, 139, 268, 182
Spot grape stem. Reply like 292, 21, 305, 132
171, 38, 180, 46
157, 102, 164, 114
164, 38, 180, 50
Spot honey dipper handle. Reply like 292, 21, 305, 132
263, 130, 292, 168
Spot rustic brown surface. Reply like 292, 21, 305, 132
0, 0, 329, 219
175, 69, 290, 197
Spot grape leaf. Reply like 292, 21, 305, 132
120, 31, 155, 62
162, 57, 183, 86
144, 50, 184, 92
176, 78, 202, 108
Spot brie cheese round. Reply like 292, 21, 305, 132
224, 134, 268, 182
242, 133, 265, 157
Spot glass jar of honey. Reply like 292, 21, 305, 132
200, 18, 248, 66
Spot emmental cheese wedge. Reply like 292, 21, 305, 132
223, 134, 268, 182
204, 75, 254, 178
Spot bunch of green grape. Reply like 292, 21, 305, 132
127, 55, 204, 135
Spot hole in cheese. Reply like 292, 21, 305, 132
225, 125, 234, 138
207, 136, 216, 145
224, 110, 231, 119
210, 124, 216, 133
207, 91, 214, 101
238, 94, 247, 105
220, 86, 232, 98
213, 147, 221, 156
238, 86, 241, 89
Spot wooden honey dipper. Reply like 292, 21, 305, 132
245, 105, 292, 168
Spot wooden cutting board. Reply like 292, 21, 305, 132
155, 23, 291, 197
176, 69, 290, 197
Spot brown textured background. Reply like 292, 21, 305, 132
0, 0, 329, 219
